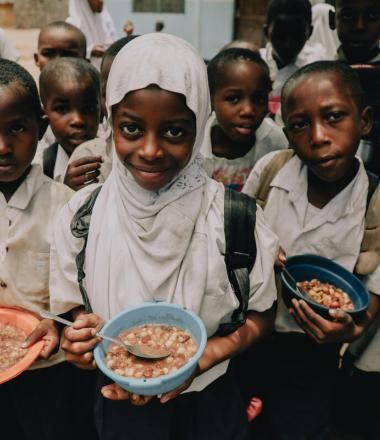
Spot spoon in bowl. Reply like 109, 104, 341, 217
282, 267, 310, 299
40, 310, 170, 360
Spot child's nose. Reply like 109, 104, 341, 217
239, 101, 255, 118
138, 134, 164, 160
354, 15, 366, 31
310, 122, 329, 147
70, 110, 85, 126
0, 137, 11, 155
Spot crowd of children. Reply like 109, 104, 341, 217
1, 0, 380, 439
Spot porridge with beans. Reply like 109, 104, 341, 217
0, 323, 27, 372
106, 324, 198, 379
297, 279, 354, 311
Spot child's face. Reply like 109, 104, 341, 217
333, 0, 380, 61
212, 61, 270, 144
266, 14, 311, 66
112, 86, 196, 191
283, 72, 372, 183
0, 84, 44, 182
44, 79, 100, 156
34, 28, 85, 71
88, 0, 103, 13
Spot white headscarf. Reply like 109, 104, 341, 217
86, 33, 212, 319
67, 0, 116, 65
309, 3, 339, 60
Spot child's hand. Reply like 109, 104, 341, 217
91, 45, 106, 57
64, 156, 103, 191
101, 383, 154, 406
289, 299, 359, 344
275, 247, 286, 271
21, 318, 59, 359
61, 313, 104, 369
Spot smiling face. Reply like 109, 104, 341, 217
112, 86, 196, 191
334, 0, 380, 63
0, 83, 43, 182
43, 78, 100, 156
283, 72, 372, 183
34, 28, 86, 71
211, 60, 270, 145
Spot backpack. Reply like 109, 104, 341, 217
253, 149, 380, 276
70, 186, 257, 336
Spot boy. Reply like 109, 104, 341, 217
37, 57, 101, 186
243, 61, 380, 439
0, 59, 86, 440
330, 0, 380, 176
201, 48, 288, 191
34, 21, 87, 71
261, 0, 328, 120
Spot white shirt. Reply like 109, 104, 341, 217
53, 145, 70, 183
49, 180, 278, 391
200, 115, 288, 191
243, 151, 380, 333
0, 28, 19, 62
0, 165, 73, 368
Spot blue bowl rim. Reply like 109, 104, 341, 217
93, 302, 207, 390
280, 254, 369, 315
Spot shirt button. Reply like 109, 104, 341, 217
0, 280, 7, 288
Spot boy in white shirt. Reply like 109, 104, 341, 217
0, 59, 95, 440
243, 61, 380, 439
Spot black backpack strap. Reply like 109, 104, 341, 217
366, 170, 380, 213
70, 186, 102, 312
43, 142, 59, 179
217, 188, 257, 336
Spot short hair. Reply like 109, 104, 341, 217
266, 0, 312, 27
38, 21, 87, 57
0, 58, 42, 118
101, 35, 139, 65
39, 57, 100, 105
281, 61, 366, 117
207, 48, 271, 95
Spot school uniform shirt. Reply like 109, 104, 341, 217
66, 136, 113, 183
0, 164, 73, 368
0, 28, 19, 61
200, 114, 288, 191
243, 151, 380, 334
34, 143, 69, 183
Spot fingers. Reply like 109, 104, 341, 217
22, 319, 60, 359
101, 384, 153, 405
64, 156, 103, 190
159, 373, 195, 404
290, 300, 327, 343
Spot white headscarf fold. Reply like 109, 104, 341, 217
86, 33, 212, 319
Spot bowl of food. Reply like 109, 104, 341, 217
0, 307, 44, 384
281, 254, 369, 320
93, 302, 207, 396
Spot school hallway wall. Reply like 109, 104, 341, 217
107, 0, 234, 61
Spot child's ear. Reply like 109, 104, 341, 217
361, 106, 373, 137
33, 52, 40, 68
38, 114, 49, 141
329, 10, 336, 31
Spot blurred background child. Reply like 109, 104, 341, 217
67, 0, 116, 70
202, 48, 287, 191
243, 61, 380, 440
37, 57, 101, 186
330, 0, 380, 177
0, 27, 19, 62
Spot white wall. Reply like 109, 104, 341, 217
106, 0, 234, 60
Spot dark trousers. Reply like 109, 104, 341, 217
0, 361, 98, 440
95, 369, 249, 440
334, 357, 380, 440
233, 332, 340, 440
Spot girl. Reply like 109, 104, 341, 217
49, 33, 278, 440
51, 33, 277, 440
66, 0, 116, 69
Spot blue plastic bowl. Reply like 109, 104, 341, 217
93, 302, 207, 396
281, 254, 369, 320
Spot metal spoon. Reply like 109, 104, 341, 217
282, 267, 310, 299
40, 310, 170, 360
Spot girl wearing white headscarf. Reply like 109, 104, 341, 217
66, 0, 116, 69
49, 33, 278, 439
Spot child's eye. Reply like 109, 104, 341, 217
288, 120, 308, 131
369, 10, 380, 20
164, 127, 184, 138
9, 125, 25, 135
341, 10, 354, 21
53, 105, 69, 114
225, 95, 240, 104
326, 112, 344, 123
121, 124, 141, 136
